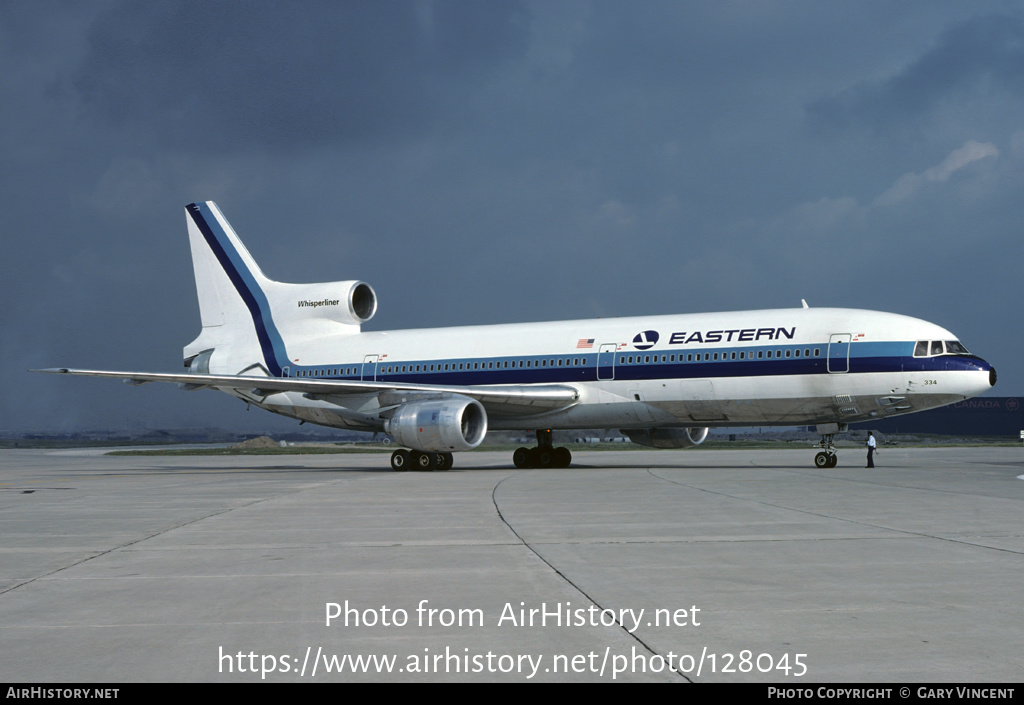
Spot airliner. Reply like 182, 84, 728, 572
38, 201, 996, 471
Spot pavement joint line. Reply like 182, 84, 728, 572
490, 471, 692, 683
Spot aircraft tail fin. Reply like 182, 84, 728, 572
185, 201, 271, 332
182, 201, 376, 376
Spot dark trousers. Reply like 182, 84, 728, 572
866, 447, 874, 467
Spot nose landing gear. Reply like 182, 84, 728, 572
812, 423, 847, 468
814, 448, 838, 468
814, 432, 838, 468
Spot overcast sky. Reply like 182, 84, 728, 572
3, 1, 1020, 434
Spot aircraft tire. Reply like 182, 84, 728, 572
828, 453, 838, 468
436, 453, 453, 471
554, 447, 572, 468
391, 449, 411, 472
814, 452, 831, 469
413, 451, 436, 471
513, 447, 530, 468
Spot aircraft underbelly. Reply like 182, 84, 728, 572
490, 370, 983, 430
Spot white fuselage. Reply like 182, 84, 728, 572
220, 306, 993, 432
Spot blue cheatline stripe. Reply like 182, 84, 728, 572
284, 348, 990, 387
187, 203, 288, 376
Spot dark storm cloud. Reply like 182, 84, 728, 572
72, 0, 528, 149
808, 14, 1024, 133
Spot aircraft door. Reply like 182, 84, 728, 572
827, 334, 851, 373
597, 343, 617, 380
361, 355, 378, 381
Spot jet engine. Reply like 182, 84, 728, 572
623, 427, 709, 449
284, 280, 377, 325
384, 398, 488, 452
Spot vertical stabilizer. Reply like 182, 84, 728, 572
183, 201, 288, 375
186, 201, 270, 329
182, 201, 376, 377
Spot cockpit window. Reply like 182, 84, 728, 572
914, 340, 972, 357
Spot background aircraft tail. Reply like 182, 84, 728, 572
182, 201, 376, 376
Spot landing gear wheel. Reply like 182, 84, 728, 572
512, 438, 574, 469
391, 449, 411, 472
513, 447, 530, 469
413, 451, 436, 471
814, 430, 841, 469
435, 453, 453, 471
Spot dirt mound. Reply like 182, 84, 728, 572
231, 435, 279, 450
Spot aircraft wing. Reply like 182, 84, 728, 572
32, 368, 580, 417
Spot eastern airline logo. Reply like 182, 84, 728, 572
633, 330, 659, 350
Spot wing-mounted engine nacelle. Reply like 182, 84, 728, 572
623, 427, 709, 449
384, 398, 488, 452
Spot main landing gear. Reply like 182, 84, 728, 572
814, 433, 838, 468
390, 449, 454, 472
512, 429, 573, 469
